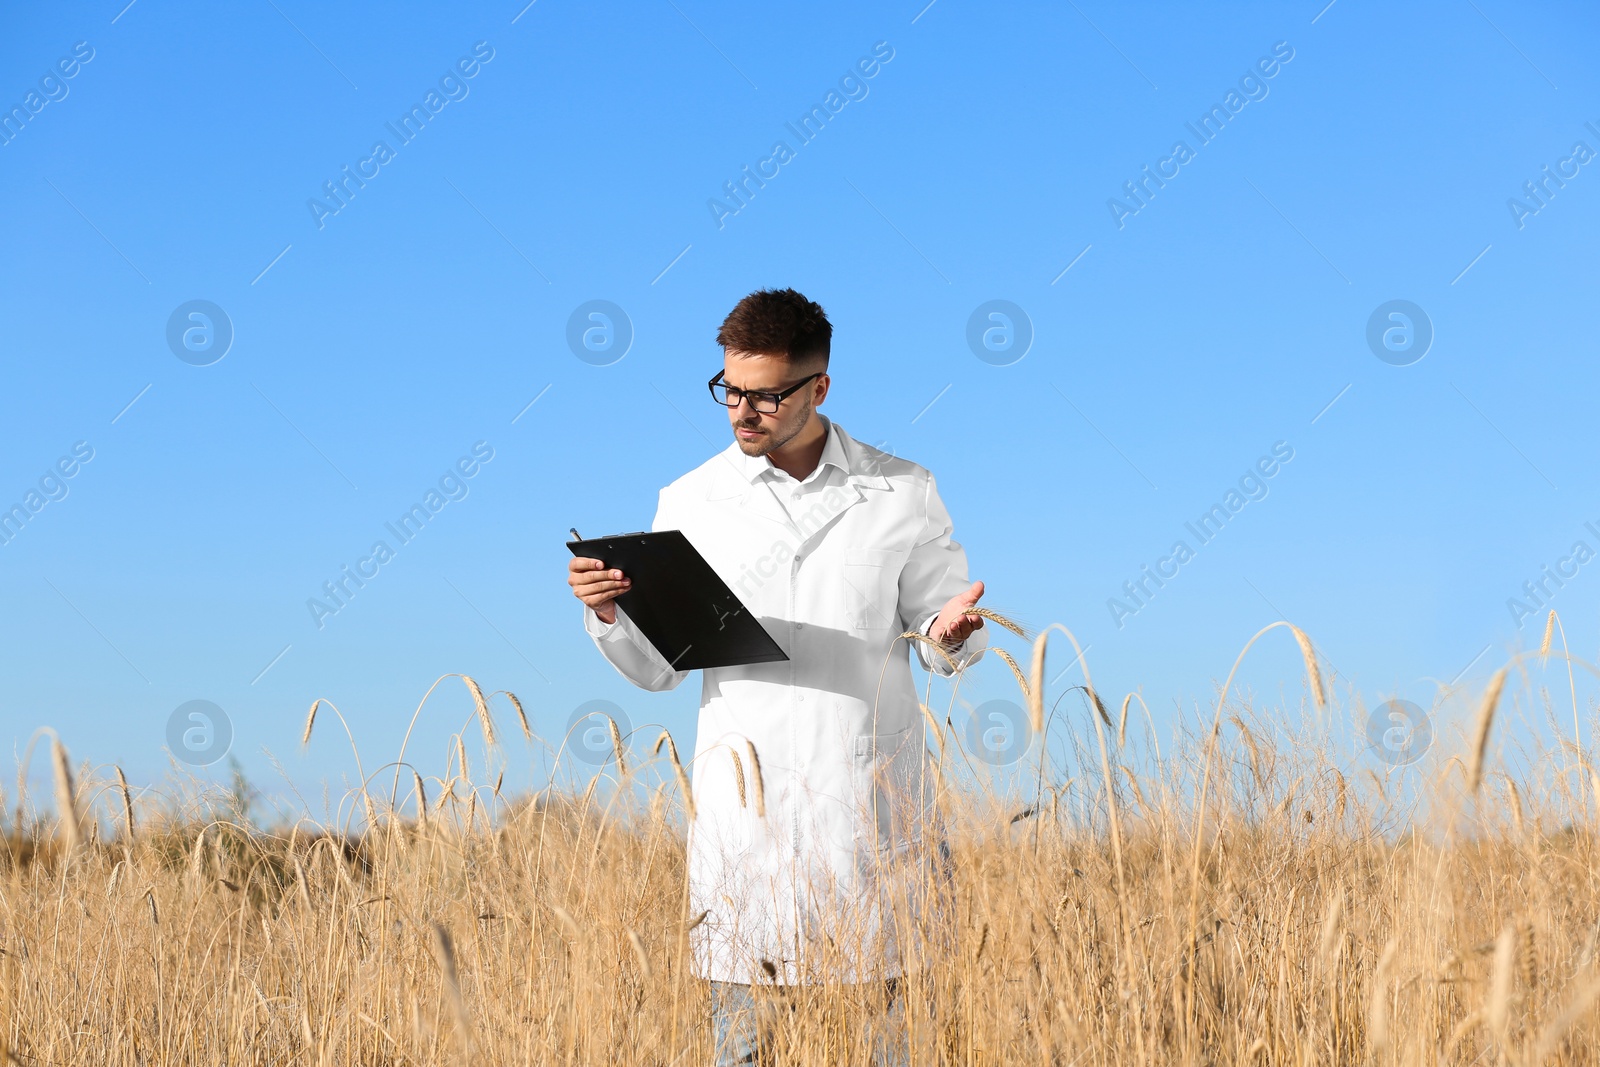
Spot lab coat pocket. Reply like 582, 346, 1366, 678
853, 726, 917, 849
842, 547, 903, 632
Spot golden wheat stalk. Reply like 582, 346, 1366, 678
918, 703, 944, 758
114, 765, 135, 842
1540, 610, 1556, 659
460, 674, 496, 748
1531, 977, 1600, 1062
301, 700, 321, 748
1368, 938, 1398, 1051
1468, 667, 1509, 793
429, 922, 476, 1055
728, 747, 747, 808
550, 904, 580, 940
503, 691, 531, 740
1121, 766, 1150, 818
654, 731, 696, 822
1506, 775, 1526, 838
51, 738, 80, 855
106, 860, 123, 897
1288, 625, 1326, 711
413, 771, 428, 828
1520, 919, 1537, 990
1027, 632, 1048, 734
1084, 686, 1111, 729
960, 606, 1029, 639
745, 741, 766, 818
1487, 923, 1518, 1035
607, 716, 627, 775
901, 631, 962, 674
627, 928, 652, 979
991, 647, 1030, 701
1318, 891, 1344, 963
189, 826, 207, 884
1232, 716, 1265, 793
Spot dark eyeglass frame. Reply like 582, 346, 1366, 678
707, 370, 824, 414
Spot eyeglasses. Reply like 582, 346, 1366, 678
707, 370, 823, 414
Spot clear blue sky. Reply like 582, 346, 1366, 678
2, 0, 1596, 808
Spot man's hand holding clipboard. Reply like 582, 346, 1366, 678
567, 531, 631, 626
566, 529, 789, 671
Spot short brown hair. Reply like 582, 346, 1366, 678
715, 288, 831, 367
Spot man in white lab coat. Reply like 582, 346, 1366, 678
568, 288, 987, 1065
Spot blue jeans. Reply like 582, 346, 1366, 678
707, 977, 910, 1066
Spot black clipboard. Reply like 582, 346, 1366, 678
568, 529, 789, 670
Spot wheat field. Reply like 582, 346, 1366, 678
6, 617, 1600, 1065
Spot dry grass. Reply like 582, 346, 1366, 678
3, 626, 1600, 1065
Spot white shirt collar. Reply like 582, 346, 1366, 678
737, 413, 848, 484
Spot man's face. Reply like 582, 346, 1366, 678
722, 349, 828, 458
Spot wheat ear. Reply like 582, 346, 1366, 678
745, 741, 766, 818
550, 904, 580, 939
654, 731, 695, 822
51, 739, 80, 854
1084, 686, 1112, 729
301, 700, 320, 748
627, 929, 652, 979
991, 647, 1030, 700
1318, 892, 1344, 963
501, 690, 531, 740
1368, 939, 1398, 1051
457, 675, 496, 748
1026, 632, 1049, 733
413, 771, 428, 828
114, 765, 135, 842
1468, 667, 1509, 793
1288, 625, 1326, 711
901, 631, 963, 674
1487, 923, 1518, 1035
429, 923, 476, 1055
606, 717, 627, 775
960, 606, 1029, 639
728, 747, 747, 807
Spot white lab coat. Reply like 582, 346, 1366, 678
582, 415, 985, 984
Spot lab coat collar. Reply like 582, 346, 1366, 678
704, 415, 891, 541
733, 413, 851, 485
709, 415, 891, 499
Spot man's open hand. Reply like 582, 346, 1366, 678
930, 580, 985, 648
569, 557, 630, 625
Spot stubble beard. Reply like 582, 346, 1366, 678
733, 401, 810, 458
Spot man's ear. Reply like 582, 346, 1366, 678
813, 372, 830, 406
